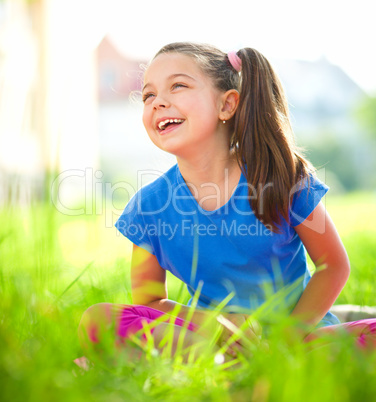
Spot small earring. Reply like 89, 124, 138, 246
222, 120, 226, 124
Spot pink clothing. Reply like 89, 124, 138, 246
83, 304, 376, 350
304, 318, 376, 349
116, 305, 198, 342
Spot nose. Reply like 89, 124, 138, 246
152, 93, 170, 109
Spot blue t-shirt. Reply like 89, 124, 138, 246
115, 164, 339, 327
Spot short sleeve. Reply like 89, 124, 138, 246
289, 174, 329, 227
115, 193, 155, 254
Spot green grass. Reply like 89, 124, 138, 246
0, 192, 375, 401
326, 192, 376, 305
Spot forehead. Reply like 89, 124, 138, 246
143, 53, 206, 84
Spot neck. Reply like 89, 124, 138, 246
177, 149, 239, 187
176, 148, 242, 212
174, 122, 239, 185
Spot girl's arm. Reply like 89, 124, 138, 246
131, 244, 220, 338
131, 243, 206, 320
292, 201, 351, 330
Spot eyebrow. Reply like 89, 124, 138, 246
142, 73, 196, 92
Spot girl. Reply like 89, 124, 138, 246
77, 42, 376, 363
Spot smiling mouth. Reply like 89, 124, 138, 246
157, 119, 184, 131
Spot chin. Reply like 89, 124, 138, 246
149, 137, 183, 156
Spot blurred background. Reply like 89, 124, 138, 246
0, 0, 375, 216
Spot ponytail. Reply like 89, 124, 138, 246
233, 48, 314, 232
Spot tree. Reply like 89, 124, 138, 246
355, 95, 376, 140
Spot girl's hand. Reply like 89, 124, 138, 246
216, 313, 263, 355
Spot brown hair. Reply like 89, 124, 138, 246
154, 43, 314, 232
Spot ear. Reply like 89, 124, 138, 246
219, 89, 239, 121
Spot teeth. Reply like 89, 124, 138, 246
158, 119, 184, 130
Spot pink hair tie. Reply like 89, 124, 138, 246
227, 51, 242, 72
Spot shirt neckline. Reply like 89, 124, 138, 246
175, 164, 246, 216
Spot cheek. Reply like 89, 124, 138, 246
189, 101, 219, 130
142, 109, 159, 146
142, 110, 148, 128
191, 93, 219, 114
142, 109, 153, 133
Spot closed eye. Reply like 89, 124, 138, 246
142, 92, 155, 103
142, 83, 187, 103
172, 83, 187, 90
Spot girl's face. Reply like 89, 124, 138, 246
142, 53, 227, 158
